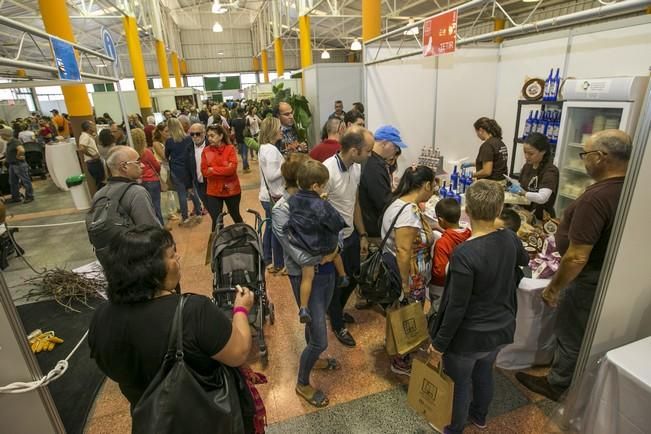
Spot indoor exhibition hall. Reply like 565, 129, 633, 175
1, 0, 650, 433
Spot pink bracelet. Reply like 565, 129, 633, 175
233, 306, 249, 317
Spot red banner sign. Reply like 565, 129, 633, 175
422, 10, 458, 57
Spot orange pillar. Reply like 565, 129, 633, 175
124, 15, 153, 117
261, 49, 270, 83
494, 18, 505, 43
362, 0, 381, 42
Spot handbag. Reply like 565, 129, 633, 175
131, 294, 248, 434
356, 202, 411, 304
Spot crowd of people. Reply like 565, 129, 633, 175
78, 94, 633, 434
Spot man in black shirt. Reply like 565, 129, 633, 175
230, 108, 250, 173
2, 128, 34, 204
359, 126, 407, 241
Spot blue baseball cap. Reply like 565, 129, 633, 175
374, 125, 408, 149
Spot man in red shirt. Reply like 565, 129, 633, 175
309, 117, 345, 162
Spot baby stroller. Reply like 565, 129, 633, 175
23, 142, 47, 180
211, 209, 275, 363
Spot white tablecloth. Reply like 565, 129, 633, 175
581, 336, 651, 434
496, 277, 557, 370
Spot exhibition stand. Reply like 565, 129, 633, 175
93, 87, 204, 121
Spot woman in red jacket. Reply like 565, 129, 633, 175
201, 124, 243, 230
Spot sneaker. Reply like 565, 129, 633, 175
390, 359, 411, 377
299, 307, 312, 324
336, 275, 350, 288
168, 213, 180, 221
515, 372, 565, 402
191, 214, 203, 223
22, 197, 34, 204
468, 414, 487, 430
334, 328, 356, 347
180, 218, 193, 227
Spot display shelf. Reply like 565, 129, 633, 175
563, 166, 589, 176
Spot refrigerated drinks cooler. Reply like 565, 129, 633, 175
554, 76, 649, 216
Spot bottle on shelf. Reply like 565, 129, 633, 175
450, 165, 459, 191
551, 111, 561, 145
440, 181, 448, 199
523, 110, 534, 139
536, 110, 547, 135
551, 68, 561, 101
531, 110, 540, 135
543, 68, 554, 101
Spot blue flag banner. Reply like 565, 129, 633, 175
50, 38, 81, 82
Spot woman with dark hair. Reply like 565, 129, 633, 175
514, 132, 560, 219
201, 124, 243, 230
88, 226, 256, 422
381, 165, 436, 376
97, 128, 116, 160
472, 117, 509, 181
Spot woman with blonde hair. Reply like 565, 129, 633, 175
132, 128, 163, 225
258, 117, 285, 273
165, 118, 200, 226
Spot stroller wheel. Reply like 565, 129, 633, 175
268, 303, 275, 325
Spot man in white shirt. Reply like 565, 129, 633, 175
186, 123, 207, 214
78, 120, 104, 191
18, 127, 36, 144
322, 126, 374, 347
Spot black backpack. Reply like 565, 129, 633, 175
85, 182, 136, 264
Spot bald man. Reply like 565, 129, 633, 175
88, 146, 161, 266
517, 129, 632, 401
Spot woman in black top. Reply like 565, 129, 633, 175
516, 132, 560, 219
88, 226, 255, 418
472, 117, 509, 181
430, 180, 528, 434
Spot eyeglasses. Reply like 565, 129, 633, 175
123, 159, 141, 166
578, 150, 607, 160
280, 111, 294, 116
189, 132, 204, 137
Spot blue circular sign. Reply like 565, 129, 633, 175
101, 28, 119, 69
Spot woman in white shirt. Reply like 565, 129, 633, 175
246, 106, 262, 161
258, 117, 286, 273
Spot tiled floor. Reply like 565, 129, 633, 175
6, 162, 561, 433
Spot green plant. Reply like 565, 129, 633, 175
272, 83, 312, 145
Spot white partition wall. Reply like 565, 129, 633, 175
303, 63, 363, 146
91, 90, 140, 121
366, 57, 437, 174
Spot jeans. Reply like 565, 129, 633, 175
9, 162, 34, 200
238, 142, 249, 170
261, 201, 284, 268
328, 231, 360, 332
443, 349, 500, 434
194, 180, 207, 211
142, 181, 164, 225
170, 172, 189, 220
289, 271, 335, 386
548, 280, 597, 389
205, 194, 243, 231
85, 159, 105, 190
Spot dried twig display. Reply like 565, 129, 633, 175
16, 268, 106, 312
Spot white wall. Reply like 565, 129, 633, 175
91, 91, 140, 122
366, 57, 436, 174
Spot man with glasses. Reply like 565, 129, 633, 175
185, 123, 208, 215
276, 101, 307, 153
88, 146, 160, 266
310, 117, 346, 162
517, 129, 632, 401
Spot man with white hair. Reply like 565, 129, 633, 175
144, 115, 156, 147
177, 114, 191, 133
517, 129, 632, 401
87, 146, 160, 267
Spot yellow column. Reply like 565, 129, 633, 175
298, 15, 312, 69
38, 0, 93, 121
124, 15, 152, 117
252, 56, 260, 73
493, 18, 505, 43
362, 0, 381, 42
181, 59, 188, 75
171, 52, 182, 88
155, 39, 170, 88
274, 38, 285, 76
261, 49, 270, 83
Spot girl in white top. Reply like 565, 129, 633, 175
246, 106, 262, 137
258, 117, 286, 273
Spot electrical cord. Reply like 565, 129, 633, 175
0, 330, 88, 394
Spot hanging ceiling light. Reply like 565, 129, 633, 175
321, 50, 330, 59
350, 38, 362, 51
212, 21, 223, 32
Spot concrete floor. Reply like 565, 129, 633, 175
3, 165, 561, 434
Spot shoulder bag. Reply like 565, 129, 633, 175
356, 202, 411, 304
131, 294, 249, 434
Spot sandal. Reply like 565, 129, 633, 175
314, 358, 341, 371
295, 385, 329, 408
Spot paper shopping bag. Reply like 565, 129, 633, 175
407, 358, 454, 431
386, 316, 398, 356
387, 302, 429, 355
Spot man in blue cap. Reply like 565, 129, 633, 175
357, 126, 407, 309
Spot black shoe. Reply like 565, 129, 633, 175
355, 299, 373, 310
299, 307, 312, 324
342, 312, 356, 324
6, 198, 22, 204
337, 275, 350, 288
515, 372, 565, 402
334, 328, 356, 347
22, 197, 34, 204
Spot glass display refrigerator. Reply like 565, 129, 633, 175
554, 76, 649, 216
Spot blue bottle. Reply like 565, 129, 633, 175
536, 110, 546, 134
523, 111, 534, 139
543, 69, 553, 101
551, 68, 561, 101
450, 165, 459, 191
439, 181, 448, 199
531, 110, 540, 134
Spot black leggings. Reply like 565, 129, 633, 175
206, 194, 243, 231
